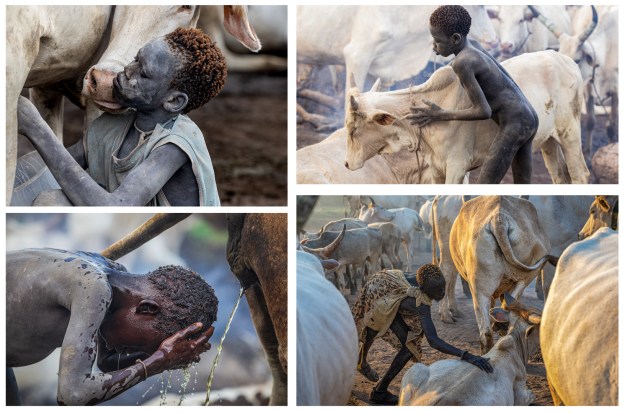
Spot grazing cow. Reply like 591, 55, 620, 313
450, 196, 554, 353
358, 199, 422, 271
296, 129, 432, 184
302, 218, 366, 240
399, 293, 541, 406
301, 227, 383, 294
534, 5, 618, 156
344, 50, 589, 184
6, 5, 259, 204
226, 214, 287, 405
541, 227, 618, 405
490, 5, 572, 60
296, 248, 358, 405
578, 195, 618, 240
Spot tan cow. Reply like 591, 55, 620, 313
344, 50, 589, 184
541, 227, 618, 405
399, 293, 541, 406
450, 196, 553, 353
578, 195, 618, 240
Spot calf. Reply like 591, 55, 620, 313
578, 195, 618, 240
399, 293, 541, 405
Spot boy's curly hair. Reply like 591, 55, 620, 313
147, 265, 218, 338
430, 5, 472, 37
416, 263, 444, 287
165, 28, 227, 113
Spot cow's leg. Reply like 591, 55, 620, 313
556, 125, 590, 184
6, 28, 42, 204
439, 257, 460, 324
470, 282, 495, 354
29, 86, 64, 141
444, 157, 469, 184
243, 283, 288, 405
547, 377, 565, 406
607, 92, 618, 142
539, 138, 570, 184
584, 87, 595, 160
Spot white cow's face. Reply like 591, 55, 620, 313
496, 6, 535, 58
344, 94, 411, 170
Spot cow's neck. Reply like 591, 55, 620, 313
381, 151, 431, 184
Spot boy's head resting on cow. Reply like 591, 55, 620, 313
99, 264, 218, 361
113, 27, 227, 115
430, 5, 471, 37
416, 264, 446, 301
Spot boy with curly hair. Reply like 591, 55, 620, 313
6, 248, 218, 405
17, 28, 226, 205
408, 5, 539, 184
353, 264, 492, 405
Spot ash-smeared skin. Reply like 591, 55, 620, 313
6, 248, 214, 405
16, 37, 197, 206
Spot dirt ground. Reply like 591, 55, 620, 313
62, 71, 287, 206
302, 199, 553, 406
297, 108, 614, 185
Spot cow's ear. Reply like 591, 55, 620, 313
597, 196, 611, 212
372, 111, 397, 126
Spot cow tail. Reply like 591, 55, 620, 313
431, 198, 439, 265
490, 213, 549, 272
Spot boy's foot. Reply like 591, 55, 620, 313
369, 389, 398, 405
358, 363, 379, 382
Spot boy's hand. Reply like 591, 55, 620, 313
408, 99, 446, 127
17, 96, 48, 139
151, 322, 215, 372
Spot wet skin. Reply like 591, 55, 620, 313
358, 275, 492, 404
407, 24, 538, 184
6, 249, 213, 405
17, 37, 199, 205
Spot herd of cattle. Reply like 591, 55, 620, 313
296, 5, 618, 184
296, 195, 618, 405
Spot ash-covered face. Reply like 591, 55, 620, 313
112, 38, 180, 110
430, 24, 460, 57
423, 276, 446, 301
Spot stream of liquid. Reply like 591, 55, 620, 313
204, 287, 245, 406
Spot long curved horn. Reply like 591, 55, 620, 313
368, 196, 376, 206
528, 5, 563, 38
101, 213, 191, 261
578, 5, 599, 46
301, 225, 346, 258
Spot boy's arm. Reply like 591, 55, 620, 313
18, 96, 188, 206
408, 55, 492, 127
66, 138, 87, 169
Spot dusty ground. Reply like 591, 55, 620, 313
303, 199, 553, 406
63, 71, 287, 206
297, 107, 614, 185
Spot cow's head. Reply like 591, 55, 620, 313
344, 80, 417, 171
490, 293, 541, 362
358, 199, 395, 223
578, 195, 618, 240
495, 5, 537, 59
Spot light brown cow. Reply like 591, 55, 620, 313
578, 195, 618, 240
449, 196, 553, 353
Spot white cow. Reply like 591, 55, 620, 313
578, 195, 618, 240
536, 5, 618, 157
492, 5, 572, 60
344, 50, 589, 184
6, 5, 259, 204
296, 129, 432, 184
450, 196, 553, 353
296, 250, 358, 405
540, 227, 618, 405
359, 200, 422, 271
399, 294, 541, 406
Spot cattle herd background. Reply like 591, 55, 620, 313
3, 4, 622, 409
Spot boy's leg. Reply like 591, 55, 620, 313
510, 137, 533, 184
475, 128, 519, 184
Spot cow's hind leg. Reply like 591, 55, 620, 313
539, 138, 570, 183
244, 283, 287, 405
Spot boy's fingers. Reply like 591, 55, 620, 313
179, 322, 203, 339
194, 326, 215, 346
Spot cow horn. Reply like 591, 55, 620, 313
101, 213, 191, 261
528, 5, 563, 38
349, 72, 358, 89
578, 6, 599, 46
301, 225, 346, 258
350, 95, 359, 112
527, 313, 542, 325
370, 78, 382, 92
368, 196, 376, 207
